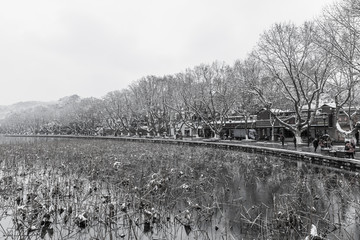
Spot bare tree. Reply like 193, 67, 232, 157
162, 72, 198, 137
317, 0, 360, 73
102, 89, 139, 136
170, 70, 206, 138
130, 76, 171, 137
76, 97, 104, 135
323, 62, 360, 138
252, 22, 333, 143
179, 62, 237, 139
233, 60, 262, 140
317, 0, 360, 139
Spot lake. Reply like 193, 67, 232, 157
0, 136, 358, 239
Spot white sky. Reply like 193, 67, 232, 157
0, 0, 334, 105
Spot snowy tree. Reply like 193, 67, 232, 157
317, 0, 360, 138
252, 22, 333, 143
130, 76, 172, 137
233, 59, 262, 140
179, 62, 237, 139
102, 89, 139, 136
165, 71, 202, 138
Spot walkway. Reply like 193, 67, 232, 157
234, 140, 360, 160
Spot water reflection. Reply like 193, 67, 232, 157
215, 155, 360, 239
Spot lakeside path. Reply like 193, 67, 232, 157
4, 134, 360, 172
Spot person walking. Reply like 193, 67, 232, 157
280, 134, 285, 146
313, 138, 319, 152
351, 139, 356, 156
345, 141, 355, 159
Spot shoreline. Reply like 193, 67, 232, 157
3, 134, 360, 172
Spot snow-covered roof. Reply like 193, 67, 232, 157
321, 102, 336, 108
270, 109, 285, 113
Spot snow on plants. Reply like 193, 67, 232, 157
0, 138, 356, 239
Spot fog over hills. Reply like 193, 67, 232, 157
0, 101, 56, 120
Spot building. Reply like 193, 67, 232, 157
171, 104, 360, 143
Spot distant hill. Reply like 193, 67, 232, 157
0, 101, 56, 120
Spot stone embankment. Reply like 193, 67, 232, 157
4, 134, 360, 172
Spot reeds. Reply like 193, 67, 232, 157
0, 138, 357, 239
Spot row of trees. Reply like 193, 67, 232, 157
1, 0, 360, 142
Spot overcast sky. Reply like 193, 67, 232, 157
0, 0, 334, 105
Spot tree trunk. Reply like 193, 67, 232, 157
213, 129, 220, 139
295, 130, 302, 145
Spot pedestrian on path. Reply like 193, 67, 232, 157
280, 134, 285, 146
345, 141, 355, 159
313, 138, 319, 152
351, 139, 356, 156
